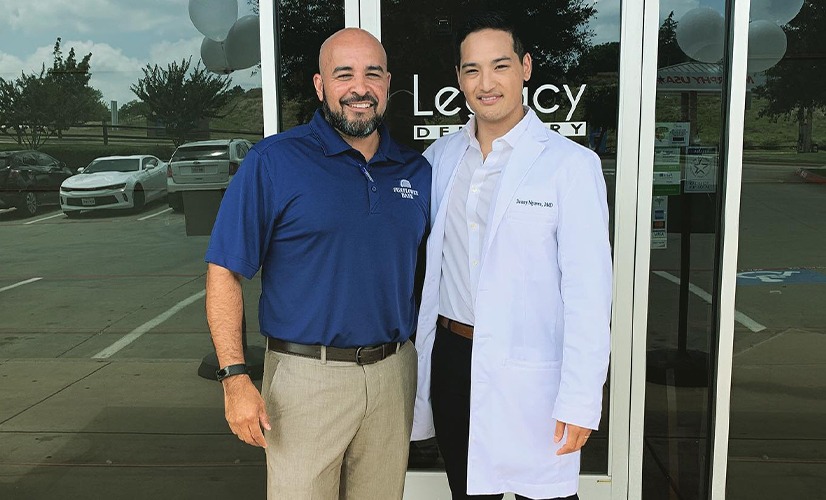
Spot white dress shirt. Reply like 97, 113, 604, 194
439, 111, 531, 325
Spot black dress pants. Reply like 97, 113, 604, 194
430, 324, 578, 500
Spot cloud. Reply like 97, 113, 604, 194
4, 0, 188, 35
0, 35, 261, 106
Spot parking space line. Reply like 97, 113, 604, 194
0, 277, 43, 293
138, 207, 173, 221
653, 271, 766, 333
24, 213, 65, 225
92, 289, 207, 359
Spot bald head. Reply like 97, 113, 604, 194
318, 28, 387, 75
313, 28, 391, 141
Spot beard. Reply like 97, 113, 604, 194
321, 91, 384, 138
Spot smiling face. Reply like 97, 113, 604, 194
313, 29, 390, 139
457, 28, 531, 133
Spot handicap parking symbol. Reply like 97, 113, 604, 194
737, 269, 826, 286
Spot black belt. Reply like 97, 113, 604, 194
266, 337, 402, 365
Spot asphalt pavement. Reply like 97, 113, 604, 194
0, 161, 823, 499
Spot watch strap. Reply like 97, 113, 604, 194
216, 363, 248, 381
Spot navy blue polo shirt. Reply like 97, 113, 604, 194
205, 110, 431, 348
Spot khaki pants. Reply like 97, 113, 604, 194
261, 341, 417, 500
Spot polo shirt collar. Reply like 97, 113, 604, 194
309, 109, 403, 164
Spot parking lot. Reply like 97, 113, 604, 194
0, 161, 823, 499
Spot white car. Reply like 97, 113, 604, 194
60, 155, 167, 217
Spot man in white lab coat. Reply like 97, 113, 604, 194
411, 11, 612, 500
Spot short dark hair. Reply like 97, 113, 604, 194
453, 11, 526, 66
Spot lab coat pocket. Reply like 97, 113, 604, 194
494, 363, 565, 482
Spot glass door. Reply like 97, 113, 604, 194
355, 2, 644, 499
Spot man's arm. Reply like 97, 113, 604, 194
206, 263, 270, 448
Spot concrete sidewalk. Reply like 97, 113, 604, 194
0, 359, 267, 499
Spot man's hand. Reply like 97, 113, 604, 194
222, 375, 271, 448
554, 420, 592, 455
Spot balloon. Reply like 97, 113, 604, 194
225, 15, 261, 71
747, 20, 787, 73
201, 37, 232, 74
676, 7, 726, 63
750, 0, 804, 26
189, 0, 238, 42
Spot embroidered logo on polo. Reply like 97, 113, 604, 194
393, 179, 419, 199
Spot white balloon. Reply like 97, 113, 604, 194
189, 0, 238, 42
676, 7, 726, 63
750, 0, 804, 25
747, 20, 788, 73
225, 15, 261, 71
201, 37, 232, 74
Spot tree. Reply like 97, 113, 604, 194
658, 12, 690, 68
755, 1, 826, 152
118, 99, 150, 121
131, 58, 233, 145
579, 42, 620, 153
0, 38, 104, 148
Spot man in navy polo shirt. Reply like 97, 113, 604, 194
204, 28, 430, 499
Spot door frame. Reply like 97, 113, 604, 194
256, 1, 678, 498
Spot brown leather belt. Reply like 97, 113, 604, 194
437, 315, 474, 340
266, 337, 401, 365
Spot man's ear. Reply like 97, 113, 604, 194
522, 53, 533, 81
313, 74, 324, 101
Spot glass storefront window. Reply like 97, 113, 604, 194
380, 1, 622, 475
0, 1, 264, 497
642, 1, 730, 498
727, 1, 826, 498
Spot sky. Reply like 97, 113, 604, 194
0, 0, 260, 106
0, 0, 726, 106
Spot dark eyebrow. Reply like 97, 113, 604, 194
366, 65, 386, 73
460, 56, 513, 70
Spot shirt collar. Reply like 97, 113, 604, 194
309, 109, 403, 164
462, 106, 534, 149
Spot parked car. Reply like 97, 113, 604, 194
166, 138, 253, 212
60, 155, 167, 217
0, 150, 73, 216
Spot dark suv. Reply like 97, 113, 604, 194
0, 150, 73, 216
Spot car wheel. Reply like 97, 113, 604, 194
17, 191, 38, 217
64, 211, 80, 219
132, 186, 145, 212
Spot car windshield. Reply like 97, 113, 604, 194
84, 158, 140, 173
171, 145, 228, 162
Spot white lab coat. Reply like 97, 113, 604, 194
412, 110, 612, 499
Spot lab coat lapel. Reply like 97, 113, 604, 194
482, 132, 546, 259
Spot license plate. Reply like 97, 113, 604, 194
81, 198, 96, 206
190, 166, 205, 174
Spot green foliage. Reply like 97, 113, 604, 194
118, 100, 150, 121
658, 12, 689, 68
755, 1, 826, 152
0, 38, 105, 149
131, 58, 233, 146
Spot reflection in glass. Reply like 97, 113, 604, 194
642, 3, 729, 499
728, 1, 825, 498
275, 1, 345, 130
380, 1, 621, 474
0, 1, 265, 497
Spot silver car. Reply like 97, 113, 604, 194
166, 139, 253, 212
